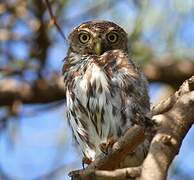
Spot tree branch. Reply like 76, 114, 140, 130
144, 60, 194, 87
44, 0, 67, 42
87, 125, 146, 170
70, 167, 141, 180
151, 75, 194, 115
69, 125, 146, 179
140, 91, 194, 180
0, 77, 65, 106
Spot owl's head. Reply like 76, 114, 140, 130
68, 20, 128, 56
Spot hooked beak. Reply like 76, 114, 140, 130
95, 41, 101, 56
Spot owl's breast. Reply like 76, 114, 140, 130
64, 52, 149, 160
66, 60, 123, 156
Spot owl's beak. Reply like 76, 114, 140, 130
95, 41, 101, 56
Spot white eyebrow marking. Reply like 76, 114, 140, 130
108, 27, 115, 31
78, 27, 90, 32
79, 28, 98, 37
95, 28, 101, 31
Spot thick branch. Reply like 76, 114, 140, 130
0, 78, 65, 106
140, 91, 194, 180
144, 60, 194, 87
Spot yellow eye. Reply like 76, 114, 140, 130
79, 33, 90, 43
107, 32, 119, 43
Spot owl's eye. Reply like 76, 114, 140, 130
78, 33, 90, 43
107, 32, 119, 43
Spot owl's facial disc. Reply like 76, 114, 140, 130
68, 20, 128, 55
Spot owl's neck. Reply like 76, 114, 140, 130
67, 51, 94, 65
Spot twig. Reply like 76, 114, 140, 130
0, 67, 22, 76
151, 75, 194, 116
70, 167, 141, 180
44, 0, 67, 42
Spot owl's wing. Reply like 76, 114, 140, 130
99, 50, 150, 129
62, 57, 70, 93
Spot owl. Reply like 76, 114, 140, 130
63, 20, 150, 167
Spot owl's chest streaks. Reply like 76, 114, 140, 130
66, 57, 122, 117
64, 51, 139, 128
67, 55, 124, 110
65, 59, 121, 158
64, 50, 150, 160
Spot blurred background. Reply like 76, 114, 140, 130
0, 0, 194, 179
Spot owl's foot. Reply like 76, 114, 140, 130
82, 157, 93, 169
99, 138, 116, 155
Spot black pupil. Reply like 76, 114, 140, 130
109, 34, 116, 41
82, 35, 88, 41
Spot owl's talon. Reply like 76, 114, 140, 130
82, 157, 92, 169
99, 143, 109, 154
99, 138, 116, 155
